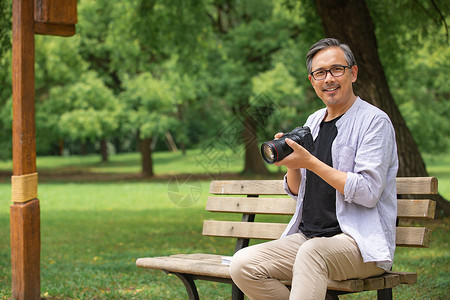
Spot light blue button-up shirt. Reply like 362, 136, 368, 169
281, 97, 399, 271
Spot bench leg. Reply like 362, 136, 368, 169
171, 273, 199, 300
377, 288, 393, 300
325, 291, 340, 299
232, 283, 244, 300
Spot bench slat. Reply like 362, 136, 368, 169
210, 180, 285, 195
136, 254, 415, 293
210, 177, 438, 195
206, 196, 296, 215
397, 199, 436, 219
136, 254, 367, 292
396, 177, 438, 194
207, 197, 436, 219
136, 254, 230, 279
362, 276, 385, 291
383, 273, 401, 288
203, 220, 285, 240
327, 279, 364, 292
396, 227, 431, 247
203, 221, 432, 247
387, 271, 417, 284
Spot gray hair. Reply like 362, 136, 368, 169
306, 38, 357, 74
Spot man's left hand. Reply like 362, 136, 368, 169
274, 138, 315, 170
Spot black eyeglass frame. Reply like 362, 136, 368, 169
310, 65, 352, 81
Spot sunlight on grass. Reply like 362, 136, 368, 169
0, 180, 236, 299
424, 153, 450, 199
0, 148, 285, 178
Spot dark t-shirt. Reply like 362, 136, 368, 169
299, 116, 342, 238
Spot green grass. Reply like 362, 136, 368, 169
0, 151, 448, 299
0, 181, 236, 299
423, 153, 450, 200
0, 148, 286, 179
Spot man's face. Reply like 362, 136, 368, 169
308, 46, 358, 107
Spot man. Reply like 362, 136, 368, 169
229, 38, 399, 299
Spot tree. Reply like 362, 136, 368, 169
0, 0, 11, 160
120, 72, 179, 176
0, 0, 11, 58
39, 72, 122, 161
34, 35, 91, 155
164, 59, 206, 155
369, 1, 450, 156
313, 0, 450, 216
84, 0, 211, 173
204, 0, 308, 174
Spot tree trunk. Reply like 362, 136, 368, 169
140, 137, 154, 177
314, 0, 449, 217
165, 131, 178, 152
180, 141, 186, 156
242, 112, 269, 175
80, 142, 86, 155
59, 138, 64, 156
100, 138, 108, 162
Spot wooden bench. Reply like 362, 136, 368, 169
136, 177, 438, 299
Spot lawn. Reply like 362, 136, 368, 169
0, 150, 448, 299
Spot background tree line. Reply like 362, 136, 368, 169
0, 0, 449, 210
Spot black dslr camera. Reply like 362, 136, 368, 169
260, 126, 314, 164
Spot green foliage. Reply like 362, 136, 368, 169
369, 0, 449, 69
387, 31, 450, 154
35, 36, 89, 89
0, 0, 11, 160
0, 0, 449, 160
198, 0, 319, 154
367, 0, 450, 154
120, 72, 177, 139
0, 98, 12, 160
251, 62, 307, 137
363, 0, 450, 154
34, 35, 97, 154
207, 0, 303, 100
38, 72, 122, 150
0, 50, 12, 160
76, 0, 124, 90
0, 0, 11, 57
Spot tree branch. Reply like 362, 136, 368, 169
429, 0, 449, 42
247, 27, 302, 63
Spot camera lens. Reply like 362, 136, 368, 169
261, 126, 314, 165
261, 142, 277, 164
263, 144, 275, 162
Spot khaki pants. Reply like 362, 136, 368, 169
229, 233, 385, 300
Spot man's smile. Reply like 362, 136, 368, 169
323, 85, 340, 93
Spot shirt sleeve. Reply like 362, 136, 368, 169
283, 173, 299, 201
344, 117, 397, 208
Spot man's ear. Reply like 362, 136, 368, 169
308, 74, 314, 86
351, 65, 358, 83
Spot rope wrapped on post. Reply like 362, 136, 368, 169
11, 172, 38, 203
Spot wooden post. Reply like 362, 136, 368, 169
11, 0, 40, 298
34, 0, 77, 36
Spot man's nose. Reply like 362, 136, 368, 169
324, 70, 335, 82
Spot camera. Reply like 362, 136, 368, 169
260, 126, 315, 164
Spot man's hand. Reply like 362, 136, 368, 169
274, 137, 347, 195
272, 136, 312, 196
274, 132, 284, 140
273, 138, 314, 170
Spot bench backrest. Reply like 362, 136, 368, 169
203, 177, 438, 251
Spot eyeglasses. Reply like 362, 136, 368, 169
310, 65, 352, 81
